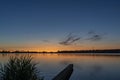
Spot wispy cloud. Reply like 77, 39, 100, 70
87, 31, 104, 41
59, 31, 106, 46
42, 40, 50, 43
59, 33, 81, 46
87, 34, 102, 41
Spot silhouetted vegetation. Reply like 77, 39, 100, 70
0, 49, 120, 54
0, 50, 40, 53
58, 49, 120, 53
0, 56, 43, 80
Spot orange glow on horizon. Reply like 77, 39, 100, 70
0, 42, 120, 52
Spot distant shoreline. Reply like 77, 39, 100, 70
0, 49, 120, 53
57, 49, 120, 53
0, 49, 120, 54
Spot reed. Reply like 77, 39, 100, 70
0, 56, 43, 80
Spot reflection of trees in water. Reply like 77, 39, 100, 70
0, 53, 33, 58
0, 53, 11, 57
0, 53, 20, 57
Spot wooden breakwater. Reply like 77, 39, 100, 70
52, 64, 73, 80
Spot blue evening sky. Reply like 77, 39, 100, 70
0, 0, 120, 51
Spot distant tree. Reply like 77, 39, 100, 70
0, 56, 43, 80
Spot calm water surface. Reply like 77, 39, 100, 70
0, 53, 120, 80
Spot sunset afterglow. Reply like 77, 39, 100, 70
0, 0, 120, 51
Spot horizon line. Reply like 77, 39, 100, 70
0, 48, 120, 53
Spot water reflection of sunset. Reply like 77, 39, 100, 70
0, 53, 120, 80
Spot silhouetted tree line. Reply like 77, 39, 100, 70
58, 49, 120, 53
0, 50, 44, 53
0, 49, 120, 53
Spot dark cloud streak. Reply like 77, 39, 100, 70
59, 31, 106, 46
42, 40, 50, 43
87, 31, 104, 41
59, 33, 81, 45
87, 34, 102, 41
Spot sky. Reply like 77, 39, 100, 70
0, 0, 120, 51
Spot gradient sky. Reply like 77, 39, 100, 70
0, 0, 120, 51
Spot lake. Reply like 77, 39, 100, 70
0, 53, 120, 80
